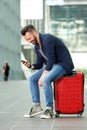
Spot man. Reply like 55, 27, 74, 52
21, 25, 74, 119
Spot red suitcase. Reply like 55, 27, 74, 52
54, 71, 84, 117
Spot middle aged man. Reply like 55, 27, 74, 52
21, 25, 74, 119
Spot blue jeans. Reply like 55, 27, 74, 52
28, 64, 66, 109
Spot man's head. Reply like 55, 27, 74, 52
21, 25, 38, 44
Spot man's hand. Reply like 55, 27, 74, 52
38, 70, 49, 87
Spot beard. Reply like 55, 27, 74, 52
31, 36, 37, 44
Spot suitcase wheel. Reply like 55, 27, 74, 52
55, 111, 60, 118
77, 112, 83, 117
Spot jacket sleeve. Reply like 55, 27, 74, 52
45, 41, 56, 71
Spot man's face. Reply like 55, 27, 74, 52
23, 32, 37, 44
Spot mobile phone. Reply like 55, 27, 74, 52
21, 60, 26, 63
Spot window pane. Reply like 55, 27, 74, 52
48, 5, 87, 52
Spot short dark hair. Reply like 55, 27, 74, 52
21, 25, 36, 36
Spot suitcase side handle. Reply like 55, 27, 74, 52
64, 71, 77, 77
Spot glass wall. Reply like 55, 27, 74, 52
0, 0, 23, 80
47, 5, 87, 52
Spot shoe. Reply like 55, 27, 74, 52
24, 105, 43, 118
41, 109, 54, 119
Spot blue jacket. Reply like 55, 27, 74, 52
33, 33, 74, 73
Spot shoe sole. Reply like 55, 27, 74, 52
40, 115, 52, 119
24, 110, 43, 118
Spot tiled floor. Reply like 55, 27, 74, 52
0, 80, 87, 130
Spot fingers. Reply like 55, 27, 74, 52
22, 60, 31, 68
38, 78, 43, 87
